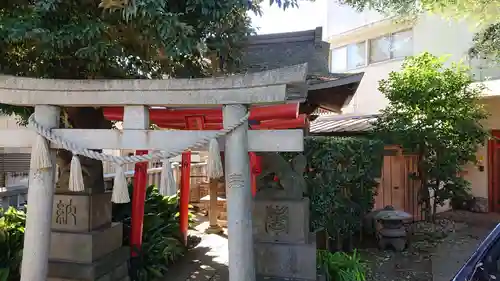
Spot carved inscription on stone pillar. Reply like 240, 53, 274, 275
52, 193, 112, 232
253, 199, 309, 243
55, 199, 77, 225
264, 205, 289, 235
227, 173, 244, 189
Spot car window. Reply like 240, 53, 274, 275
473, 238, 500, 280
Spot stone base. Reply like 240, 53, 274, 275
205, 225, 223, 234
379, 237, 407, 251
50, 222, 123, 263
48, 247, 130, 281
254, 235, 316, 280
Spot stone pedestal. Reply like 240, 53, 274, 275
253, 198, 316, 281
206, 179, 223, 234
48, 192, 130, 281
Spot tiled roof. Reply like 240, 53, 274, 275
309, 113, 379, 134
241, 27, 329, 74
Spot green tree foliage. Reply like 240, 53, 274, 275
336, 0, 500, 62
0, 0, 260, 124
99, 0, 304, 12
375, 53, 488, 220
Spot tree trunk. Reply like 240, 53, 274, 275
432, 179, 440, 223
56, 107, 112, 193
417, 146, 432, 221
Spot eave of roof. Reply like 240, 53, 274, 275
307, 72, 364, 91
309, 113, 379, 135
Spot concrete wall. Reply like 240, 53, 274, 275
0, 115, 31, 153
325, 2, 386, 37
463, 96, 500, 199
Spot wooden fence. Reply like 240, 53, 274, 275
103, 162, 209, 202
374, 145, 423, 221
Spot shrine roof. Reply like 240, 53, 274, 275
309, 113, 379, 136
241, 27, 364, 114
241, 27, 329, 74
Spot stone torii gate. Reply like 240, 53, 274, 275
0, 64, 307, 281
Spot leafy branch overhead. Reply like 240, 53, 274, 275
0, 0, 308, 124
98, 0, 303, 12
0, 0, 258, 122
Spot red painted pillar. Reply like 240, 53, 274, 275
179, 116, 204, 244
249, 152, 261, 197
130, 150, 149, 257
180, 151, 191, 245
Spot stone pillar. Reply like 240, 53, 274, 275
223, 104, 255, 281
253, 198, 316, 281
206, 178, 223, 234
47, 189, 130, 281
20, 105, 60, 281
252, 154, 316, 281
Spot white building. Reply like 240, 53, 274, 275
323, 3, 500, 212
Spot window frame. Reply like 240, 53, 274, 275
346, 41, 367, 70
329, 28, 413, 72
368, 35, 392, 64
390, 29, 413, 59
330, 46, 348, 72
330, 41, 368, 72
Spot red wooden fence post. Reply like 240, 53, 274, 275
180, 151, 191, 245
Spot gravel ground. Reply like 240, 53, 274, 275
363, 211, 499, 281
165, 211, 499, 281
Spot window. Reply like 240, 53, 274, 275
330, 29, 413, 72
330, 41, 366, 72
347, 42, 366, 69
392, 29, 413, 58
369, 36, 391, 63
369, 30, 413, 63
331, 47, 347, 72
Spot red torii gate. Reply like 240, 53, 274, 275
102, 103, 307, 254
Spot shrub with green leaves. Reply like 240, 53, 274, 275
112, 184, 196, 281
317, 249, 367, 281
0, 207, 26, 281
303, 137, 383, 246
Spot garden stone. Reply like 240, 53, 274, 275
469, 197, 488, 213
376, 206, 412, 252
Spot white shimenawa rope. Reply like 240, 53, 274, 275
28, 112, 248, 203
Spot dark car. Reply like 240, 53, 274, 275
453, 224, 500, 280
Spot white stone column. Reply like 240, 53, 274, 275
223, 104, 255, 281
21, 105, 60, 281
